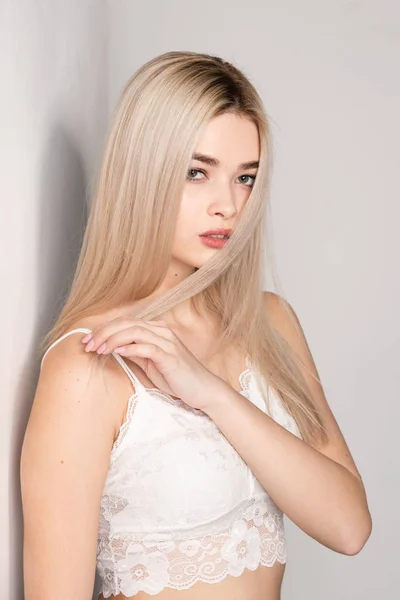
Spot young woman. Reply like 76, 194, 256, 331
21, 51, 372, 600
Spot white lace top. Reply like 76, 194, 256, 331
41, 328, 302, 598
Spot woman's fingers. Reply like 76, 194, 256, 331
81, 318, 171, 353
85, 324, 176, 356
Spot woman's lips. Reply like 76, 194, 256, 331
199, 235, 229, 249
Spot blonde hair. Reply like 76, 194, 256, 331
40, 51, 327, 444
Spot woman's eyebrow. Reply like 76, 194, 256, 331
191, 153, 259, 170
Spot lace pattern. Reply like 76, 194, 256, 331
109, 354, 255, 463
41, 329, 298, 597
96, 353, 299, 597
97, 493, 286, 597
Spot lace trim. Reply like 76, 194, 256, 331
110, 392, 140, 459
238, 355, 253, 398
97, 494, 286, 597
110, 356, 254, 461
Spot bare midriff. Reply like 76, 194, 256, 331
98, 561, 286, 600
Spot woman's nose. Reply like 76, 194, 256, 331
207, 183, 238, 218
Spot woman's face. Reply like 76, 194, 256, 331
171, 112, 260, 273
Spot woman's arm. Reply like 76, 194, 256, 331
204, 292, 372, 556
20, 332, 126, 600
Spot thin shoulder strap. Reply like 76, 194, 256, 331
40, 327, 144, 391
40, 328, 92, 369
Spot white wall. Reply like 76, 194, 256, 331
1, 1, 108, 597
107, 1, 399, 599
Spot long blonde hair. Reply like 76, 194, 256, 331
40, 51, 327, 444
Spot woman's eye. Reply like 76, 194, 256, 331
238, 174, 256, 187
186, 168, 206, 181
186, 169, 256, 186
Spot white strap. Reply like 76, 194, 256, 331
40, 328, 92, 370
109, 351, 144, 391
40, 327, 143, 391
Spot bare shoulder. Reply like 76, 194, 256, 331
262, 291, 363, 481
37, 311, 134, 444
263, 291, 321, 375
33, 315, 117, 449
20, 310, 129, 597
40, 307, 127, 380
263, 291, 304, 340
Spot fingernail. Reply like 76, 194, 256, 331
81, 333, 92, 343
85, 339, 95, 352
97, 343, 107, 354
114, 346, 126, 354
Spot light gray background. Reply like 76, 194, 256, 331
2, 1, 398, 598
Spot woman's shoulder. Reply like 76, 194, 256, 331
39, 311, 122, 397
36, 311, 136, 449
42, 306, 127, 365
41, 307, 137, 389
263, 291, 303, 342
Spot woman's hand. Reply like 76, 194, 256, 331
80, 316, 224, 412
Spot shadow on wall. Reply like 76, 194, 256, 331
10, 123, 91, 598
